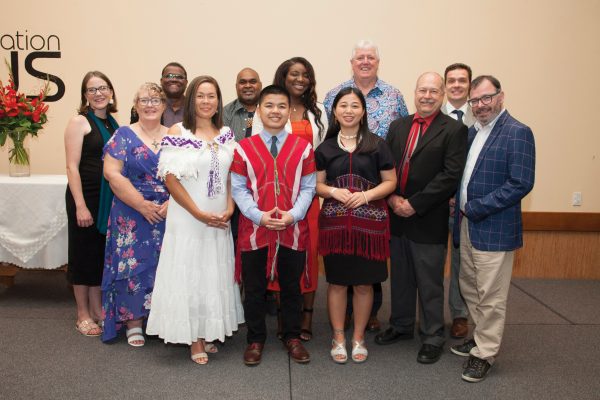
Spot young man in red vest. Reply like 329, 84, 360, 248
231, 85, 316, 366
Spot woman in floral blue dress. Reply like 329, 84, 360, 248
101, 83, 169, 345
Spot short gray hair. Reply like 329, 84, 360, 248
351, 39, 380, 60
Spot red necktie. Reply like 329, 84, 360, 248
398, 118, 425, 193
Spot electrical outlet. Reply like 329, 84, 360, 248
572, 192, 582, 206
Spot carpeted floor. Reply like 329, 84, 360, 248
1, 270, 599, 400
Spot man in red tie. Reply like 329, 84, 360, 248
376, 72, 467, 365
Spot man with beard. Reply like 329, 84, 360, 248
451, 75, 535, 382
223, 68, 262, 142
130, 62, 188, 127
376, 72, 467, 365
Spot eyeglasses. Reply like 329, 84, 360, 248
162, 73, 186, 80
138, 98, 163, 106
86, 86, 111, 95
416, 88, 443, 96
468, 91, 501, 107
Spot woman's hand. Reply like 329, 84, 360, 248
137, 200, 163, 224
76, 205, 94, 227
158, 201, 169, 219
344, 191, 369, 209
331, 188, 352, 204
198, 212, 229, 229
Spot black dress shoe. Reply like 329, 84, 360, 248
417, 344, 443, 364
374, 327, 414, 345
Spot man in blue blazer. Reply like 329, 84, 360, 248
451, 75, 535, 382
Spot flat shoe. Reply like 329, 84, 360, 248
330, 339, 348, 364
126, 327, 145, 347
351, 340, 368, 363
191, 352, 208, 365
75, 319, 102, 337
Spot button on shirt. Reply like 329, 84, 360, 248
231, 130, 316, 225
460, 109, 506, 212
324, 78, 409, 138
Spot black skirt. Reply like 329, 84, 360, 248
324, 254, 387, 286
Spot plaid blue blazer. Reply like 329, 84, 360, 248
453, 111, 535, 251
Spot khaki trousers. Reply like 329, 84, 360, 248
459, 217, 514, 363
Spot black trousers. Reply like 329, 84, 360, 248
241, 246, 305, 343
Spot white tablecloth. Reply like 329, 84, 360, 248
0, 174, 68, 269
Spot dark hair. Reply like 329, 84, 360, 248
258, 84, 291, 105
182, 75, 223, 132
471, 75, 501, 91
323, 87, 379, 154
161, 62, 187, 79
444, 63, 472, 83
273, 57, 325, 139
78, 71, 118, 114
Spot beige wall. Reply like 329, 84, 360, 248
2, 0, 599, 212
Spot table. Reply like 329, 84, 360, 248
0, 175, 68, 286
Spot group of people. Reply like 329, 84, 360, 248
64, 39, 535, 383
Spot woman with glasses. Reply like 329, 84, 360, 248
146, 76, 244, 365
253, 57, 326, 342
100, 82, 169, 345
65, 71, 119, 337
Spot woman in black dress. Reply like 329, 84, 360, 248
65, 71, 118, 336
315, 87, 396, 363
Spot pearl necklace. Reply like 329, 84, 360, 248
337, 133, 357, 153
339, 132, 358, 140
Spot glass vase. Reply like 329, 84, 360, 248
8, 135, 31, 177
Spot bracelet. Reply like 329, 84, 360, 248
361, 191, 369, 205
330, 187, 338, 196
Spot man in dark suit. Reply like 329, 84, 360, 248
375, 72, 467, 365
451, 75, 535, 382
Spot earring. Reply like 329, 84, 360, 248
109, 99, 114, 105
85, 100, 90, 107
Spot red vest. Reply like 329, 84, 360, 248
231, 134, 315, 281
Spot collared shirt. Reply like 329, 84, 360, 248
223, 98, 256, 142
444, 102, 469, 120
162, 98, 184, 128
324, 78, 409, 138
460, 109, 506, 211
231, 129, 316, 225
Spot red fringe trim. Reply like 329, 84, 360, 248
319, 228, 389, 261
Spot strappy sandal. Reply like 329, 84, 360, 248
205, 342, 219, 354
191, 352, 208, 365
126, 327, 145, 347
330, 339, 348, 364
191, 341, 209, 365
75, 319, 102, 337
351, 339, 368, 363
300, 308, 313, 341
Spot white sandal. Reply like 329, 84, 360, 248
205, 342, 219, 354
126, 327, 145, 347
330, 339, 348, 364
191, 352, 208, 365
351, 340, 368, 363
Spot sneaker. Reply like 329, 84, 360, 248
462, 355, 492, 382
450, 338, 476, 357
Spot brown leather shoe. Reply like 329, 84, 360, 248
284, 338, 310, 363
451, 318, 469, 339
366, 316, 381, 332
244, 342, 264, 366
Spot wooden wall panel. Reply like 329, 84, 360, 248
513, 231, 600, 279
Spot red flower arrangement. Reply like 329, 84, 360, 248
0, 60, 50, 166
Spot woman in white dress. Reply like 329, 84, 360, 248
146, 76, 244, 365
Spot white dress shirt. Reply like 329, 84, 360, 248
460, 109, 506, 211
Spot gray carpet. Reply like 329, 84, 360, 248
1, 271, 599, 399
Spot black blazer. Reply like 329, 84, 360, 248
386, 112, 467, 244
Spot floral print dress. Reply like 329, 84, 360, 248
100, 127, 168, 342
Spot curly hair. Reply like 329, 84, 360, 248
273, 57, 324, 139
